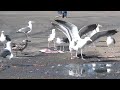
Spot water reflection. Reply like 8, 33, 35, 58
43, 62, 120, 78
65, 63, 113, 77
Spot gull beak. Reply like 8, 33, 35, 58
98, 24, 102, 27
31, 21, 35, 23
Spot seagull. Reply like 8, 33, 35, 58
106, 36, 116, 46
56, 37, 69, 51
48, 29, 56, 49
16, 21, 35, 39
12, 39, 31, 56
52, 20, 92, 60
1, 40, 13, 60
0, 31, 12, 47
0, 31, 6, 43
106, 36, 116, 56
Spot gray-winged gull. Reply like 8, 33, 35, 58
16, 21, 35, 38
56, 37, 69, 51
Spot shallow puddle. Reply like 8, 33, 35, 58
43, 61, 120, 78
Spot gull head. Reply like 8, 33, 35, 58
22, 39, 31, 42
97, 24, 102, 28
1, 31, 4, 33
28, 21, 35, 24
52, 29, 55, 33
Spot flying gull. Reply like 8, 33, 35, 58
16, 21, 35, 39
51, 21, 92, 60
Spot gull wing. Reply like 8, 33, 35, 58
79, 24, 97, 37
1, 49, 11, 58
18, 26, 31, 33
51, 22, 72, 42
87, 29, 118, 45
55, 19, 80, 40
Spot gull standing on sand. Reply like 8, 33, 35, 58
52, 20, 92, 60
52, 19, 118, 60
16, 21, 35, 39
56, 37, 69, 51
48, 29, 56, 49
106, 36, 116, 56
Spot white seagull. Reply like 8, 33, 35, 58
56, 37, 69, 51
106, 36, 116, 46
52, 20, 92, 60
0, 31, 6, 43
106, 36, 116, 56
0, 31, 11, 47
16, 21, 35, 38
48, 29, 56, 49
1, 41, 13, 60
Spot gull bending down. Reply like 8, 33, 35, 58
56, 37, 69, 51
1, 41, 13, 60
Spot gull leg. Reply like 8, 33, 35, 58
81, 49, 86, 60
70, 51, 74, 59
26, 34, 29, 39
75, 51, 79, 58
16, 51, 18, 57
48, 42, 50, 48
63, 46, 65, 51
53, 40, 57, 50
60, 46, 62, 51
92, 42, 96, 47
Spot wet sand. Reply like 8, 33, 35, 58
0, 11, 120, 79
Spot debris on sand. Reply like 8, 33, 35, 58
39, 48, 64, 53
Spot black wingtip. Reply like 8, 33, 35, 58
5, 35, 11, 41
108, 29, 118, 36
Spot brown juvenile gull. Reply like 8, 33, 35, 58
12, 39, 31, 56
